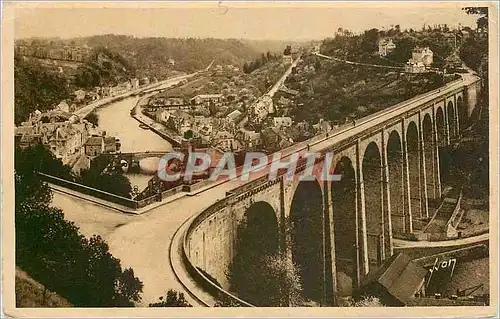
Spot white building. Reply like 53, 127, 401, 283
273, 116, 293, 128
411, 47, 434, 66
378, 38, 396, 57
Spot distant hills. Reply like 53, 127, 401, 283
16, 35, 308, 80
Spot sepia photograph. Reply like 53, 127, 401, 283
1, 1, 498, 317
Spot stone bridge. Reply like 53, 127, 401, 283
183, 73, 482, 305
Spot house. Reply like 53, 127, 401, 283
101, 86, 114, 97
240, 129, 261, 147
190, 94, 224, 106
57, 100, 70, 113
411, 47, 433, 66
279, 85, 299, 96
140, 77, 150, 86
405, 61, 427, 73
273, 116, 293, 128
155, 109, 170, 123
88, 92, 100, 101
378, 38, 396, 57
212, 130, 240, 152
44, 123, 88, 164
251, 95, 273, 123
277, 96, 293, 109
131, 78, 140, 89
313, 118, 332, 133
74, 89, 86, 102
83, 134, 119, 156
261, 127, 293, 152
227, 110, 243, 123
168, 58, 175, 66
283, 55, 293, 65
84, 137, 103, 156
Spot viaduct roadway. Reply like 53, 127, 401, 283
53, 63, 484, 307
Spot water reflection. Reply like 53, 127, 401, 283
94, 96, 171, 192
94, 96, 172, 153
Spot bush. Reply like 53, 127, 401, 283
149, 289, 192, 307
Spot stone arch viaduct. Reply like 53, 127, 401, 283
182, 73, 482, 306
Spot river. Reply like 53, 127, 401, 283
94, 96, 172, 191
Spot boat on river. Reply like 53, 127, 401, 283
139, 123, 150, 130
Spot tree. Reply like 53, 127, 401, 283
15, 168, 143, 307
361, 28, 379, 53
183, 129, 194, 140
15, 144, 74, 181
463, 7, 488, 30
79, 168, 132, 198
113, 268, 144, 306
84, 112, 99, 127
149, 289, 192, 307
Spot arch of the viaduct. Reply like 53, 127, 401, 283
183, 77, 481, 306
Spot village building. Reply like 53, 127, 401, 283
83, 134, 120, 157
411, 46, 434, 66
313, 118, 332, 133
283, 55, 293, 65
190, 94, 224, 106
251, 95, 273, 123
212, 130, 242, 152
273, 116, 293, 128
74, 89, 87, 102
57, 100, 71, 113
378, 38, 396, 57
131, 78, 140, 90
405, 61, 427, 73
227, 110, 243, 123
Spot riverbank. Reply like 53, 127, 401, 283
130, 96, 184, 147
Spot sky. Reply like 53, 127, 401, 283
13, 3, 480, 41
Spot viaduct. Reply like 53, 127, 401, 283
182, 72, 483, 305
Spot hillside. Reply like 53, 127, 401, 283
278, 53, 459, 125
77, 35, 264, 78
73, 46, 136, 88
14, 56, 71, 124
241, 39, 313, 55
16, 267, 73, 307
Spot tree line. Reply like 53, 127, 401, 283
243, 51, 280, 74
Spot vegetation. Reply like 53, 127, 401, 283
16, 268, 73, 307
149, 289, 192, 307
322, 25, 457, 67
463, 7, 488, 31
349, 296, 384, 307
460, 7, 489, 79
243, 51, 280, 74
84, 111, 99, 127
14, 56, 70, 124
227, 215, 303, 306
287, 54, 452, 125
15, 154, 143, 307
74, 46, 136, 88
79, 166, 132, 198
15, 144, 74, 181
15, 145, 133, 198
80, 35, 263, 78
